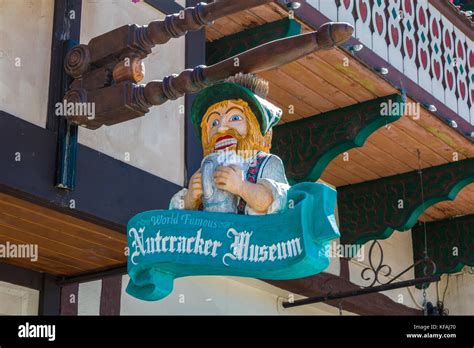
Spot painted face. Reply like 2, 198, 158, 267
204, 101, 248, 152
200, 99, 272, 158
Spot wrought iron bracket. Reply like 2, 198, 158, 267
282, 240, 438, 309
282, 274, 440, 308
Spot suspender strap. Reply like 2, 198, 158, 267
237, 152, 271, 214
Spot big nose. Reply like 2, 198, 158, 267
216, 124, 230, 133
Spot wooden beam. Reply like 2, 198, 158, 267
60, 283, 79, 315
272, 94, 404, 183
47, 0, 82, 189
39, 274, 61, 315
0, 111, 180, 230
100, 275, 122, 315
412, 214, 474, 282
46, 0, 82, 131
206, 18, 301, 65
0, 262, 43, 290
338, 159, 474, 245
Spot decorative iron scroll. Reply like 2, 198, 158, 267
361, 240, 436, 288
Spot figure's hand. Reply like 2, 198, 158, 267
214, 165, 244, 196
184, 169, 202, 209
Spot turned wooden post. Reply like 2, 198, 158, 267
64, 22, 354, 129
64, 0, 274, 78
143, 22, 354, 106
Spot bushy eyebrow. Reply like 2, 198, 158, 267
205, 106, 243, 124
205, 111, 220, 123
225, 106, 244, 115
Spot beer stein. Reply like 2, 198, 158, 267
201, 151, 247, 213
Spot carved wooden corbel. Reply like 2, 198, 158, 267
338, 158, 474, 245
272, 94, 405, 184
62, 0, 354, 129
412, 214, 474, 282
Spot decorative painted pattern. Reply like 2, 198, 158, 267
372, 0, 387, 60
469, 35, 474, 123
412, 214, 474, 282
307, 0, 474, 125
337, 158, 474, 245
271, 94, 404, 183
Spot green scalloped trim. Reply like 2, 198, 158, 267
206, 18, 302, 65
339, 158, 474, 245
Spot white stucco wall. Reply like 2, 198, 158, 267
78, 0, 186, 185
78, 279, 102, 315
439, 268, 474, 315
119, 275, 355, 315
73, 275, 356, 316
0, 281, 39, 315
0, 0, 54, 127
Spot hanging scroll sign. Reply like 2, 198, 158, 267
127, 182, 339, 301
126, 73, 341, 301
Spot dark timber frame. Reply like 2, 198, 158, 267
184, 0, 206, 184
0, 111, 180, 230
0, 263, 60, 315
0, 263, 43, 291
46, 0, 82, 190
145, 0, 183, 14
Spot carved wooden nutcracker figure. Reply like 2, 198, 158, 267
170, 73, 290, 215
119, 9, 353, 300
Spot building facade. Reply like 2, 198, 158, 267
0, 0, 473, 316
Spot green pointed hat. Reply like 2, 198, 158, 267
191, 73, 282, 139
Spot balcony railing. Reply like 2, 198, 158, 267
309, 0, 474, 126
